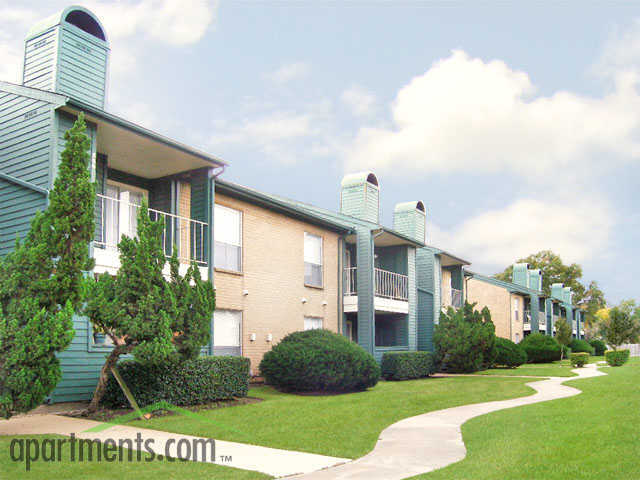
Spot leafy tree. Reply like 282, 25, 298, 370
554, 317, 573, 360
85, 202, 215, 412
599, 305, 640, 350
495, 250, 606, 310
0, 114, 95, 418
434, 302, 496, 373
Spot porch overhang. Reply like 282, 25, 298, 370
61, 101, 227, 179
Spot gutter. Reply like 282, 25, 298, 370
207, 165, 226, 357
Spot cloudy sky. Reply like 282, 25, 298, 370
2, 1, 639, 303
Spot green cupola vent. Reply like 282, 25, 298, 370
527, 268, 542, 292
551, 283, 565, 301
393, 201, 426, 243
340, 171, 380, 223
512, 263, 529, 287
23, 6, 110, 109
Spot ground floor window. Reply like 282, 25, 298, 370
375, 314, 407, 347
304, 316, 323, 330
213, 309, 242, 356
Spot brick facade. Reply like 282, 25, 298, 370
213, 193, 341, 374
466, 277, 525, 343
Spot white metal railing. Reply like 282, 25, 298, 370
94, 193, 208, 264
451, 288, 462, 308
343, 267, 409, 301
375, 268, 408, 301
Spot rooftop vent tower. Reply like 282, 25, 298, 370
340, 172, 380, 224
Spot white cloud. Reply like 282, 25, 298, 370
430, 197, 613, 271
346, 49, 640, 178
266, 62, 311, 84
341, 85, 376, 117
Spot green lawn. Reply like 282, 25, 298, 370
414, 358, 640, 480
477, 362, 577, 377
0, 435, 270, 480
127, 376, 534, 459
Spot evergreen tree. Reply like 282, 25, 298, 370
85, 202, 215, 412
599, 306, 640, 350
555, 317, 572, 360
0, 114, 95, 418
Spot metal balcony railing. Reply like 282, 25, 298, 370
343, 267, 409, 301
94, 193, 208, 265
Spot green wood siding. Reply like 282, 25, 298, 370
93, 153, 107, 244
356, 226, 375, 355
393, 207, 425, 243
0, 90, 54, 256
416, 247, 437, 351
23, 27, 58, 91
191, 170, 208, 263
407, 246, 417, 351
56, 24, 108, 109
340, 183, 379, 223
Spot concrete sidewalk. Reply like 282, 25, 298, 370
0, 413, 349, 478
291, 363, 606, 479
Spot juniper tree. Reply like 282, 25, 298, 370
85, 202, 215, 412
0, 113, 95, 418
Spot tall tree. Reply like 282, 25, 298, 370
0, 114, 95, 418
599, 305, 640, 350
85, 202, 215, 412
494, 250, 606, 308
554, 317, 572, 360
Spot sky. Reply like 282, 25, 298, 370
1, 0, 639, 304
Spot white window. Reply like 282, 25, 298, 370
103, 182, 147, 247
214, 205, 242, 272
513, 298, 519, 322
213, 309, 242, 355
304, 316, 323, 330
304, 233, 323, 287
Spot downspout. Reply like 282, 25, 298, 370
207, 164, 226, 356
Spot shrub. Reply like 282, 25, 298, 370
589, 339, 607, 356
570, 352, 589, 368
520, 333, 561, 363
569, 339, 595, 355
102, 356, 249, 408
259, 329, 380, 392
493, 337, 527, 368
434, 302, 497, 373
561, 345, 572, 360
381, 352, 435, 380
605, 349, 630, 367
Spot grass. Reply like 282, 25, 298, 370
126, 376, 534, 459
476, 361, 577, 377
0, 434, 270, 480
413, 358, 640, 480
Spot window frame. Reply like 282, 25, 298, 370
304, 316, 323, 331
304, 232, 323, 288
214, 204, 243, 273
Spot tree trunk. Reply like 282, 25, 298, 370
87, 343, 130, 413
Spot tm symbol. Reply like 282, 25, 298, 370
219, 455, 232, 463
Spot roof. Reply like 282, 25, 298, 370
428, 246, 471, 266
340, 171, 379, 188
465, 270, 546, 297
215, 180, 353, 234
26, 6, 108, 43
394, 201, 425, 214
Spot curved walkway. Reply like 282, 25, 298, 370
292, 363, 606, 480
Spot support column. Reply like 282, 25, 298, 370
356, 227, 375, 356
207, 171, 216, 356
530, 294, 540, 333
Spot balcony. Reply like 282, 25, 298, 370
344, 267, 409, 313
523, 311, 547, 331
93, 193, 209, 277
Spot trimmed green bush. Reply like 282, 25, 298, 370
381, 352, 436, 380
259, 329, 380, 392
570, 352, 589, 367
102, 356, 250, 408
589, 339, 607, 356
605, 349, 630, 367
569, 339, 595, 355
520, 333, 562, 363
493, 337, 527, 368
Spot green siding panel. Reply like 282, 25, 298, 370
407, 247, 417, 351
355, 226, 375, 355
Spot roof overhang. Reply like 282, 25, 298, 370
439, 251, 471, 267
62, 101, 227, 179
373, 228, 425, 248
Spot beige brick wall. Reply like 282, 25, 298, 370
441, 269, 452, 306
466, 278, 525, 342
178, 181, 191, 262
214, 193, 341, 374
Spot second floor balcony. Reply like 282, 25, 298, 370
524, 311, 547, 331
93, 193, 209, 277
344, 266, 409, 314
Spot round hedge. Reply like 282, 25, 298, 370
259, 329, 380, 392
493, 337, 527, 368
569, 338, 595, 355
589, 339, 606, 356
519, 333, 561, 363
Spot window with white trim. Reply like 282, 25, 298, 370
214, 205, 242, 272
304, 316, 323, 330
213, 309, 242, 355
304, 233, 323, 287
513, 298, 519, 322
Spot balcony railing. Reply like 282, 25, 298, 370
451, 288, 463, 308
94, 193, 208, 265
344, 267, 409, 301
